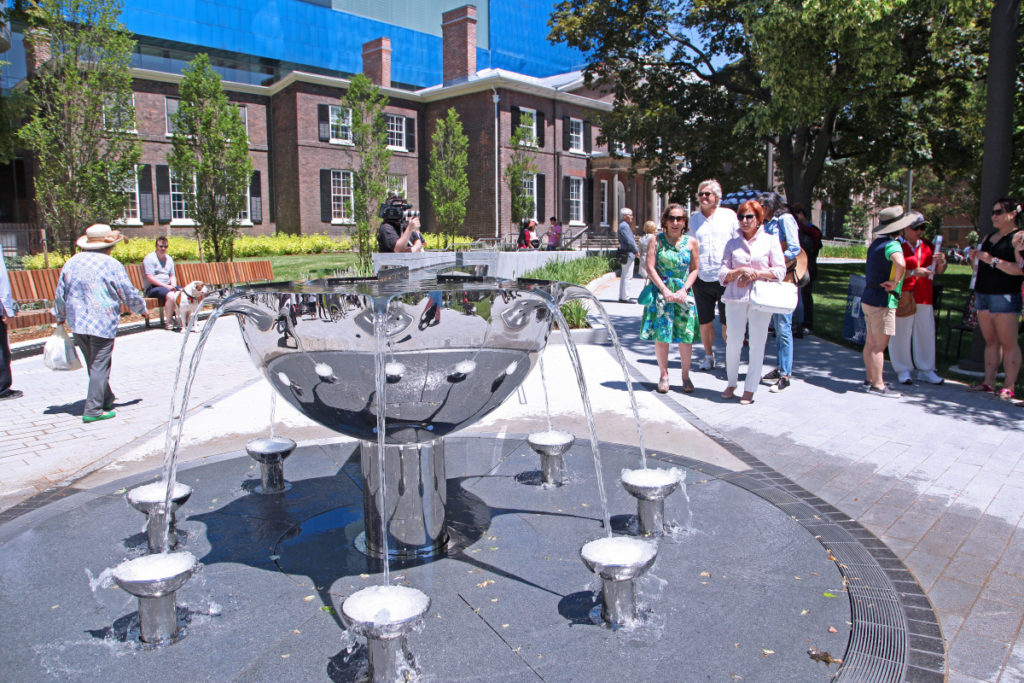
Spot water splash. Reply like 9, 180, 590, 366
268, 391, 277, 440
373, 298, 392, 582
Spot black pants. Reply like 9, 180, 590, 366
0, 316, 11, 394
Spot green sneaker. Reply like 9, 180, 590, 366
82, 410, 116, 424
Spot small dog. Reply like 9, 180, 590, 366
169, 280, 207, 330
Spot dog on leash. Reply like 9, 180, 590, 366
169, 281, 207, 330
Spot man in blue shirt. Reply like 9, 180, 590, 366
758, 193, 801, 393
0, 243, 22, 401
617, 207, 638, 302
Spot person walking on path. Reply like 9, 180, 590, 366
53, 224, 147, 423
968, 197, 1023, 401
891, 220, 946, 385
639, 204, 699, 394
758, 193, 801, 393
142, 236, 179, 331
718, 200, 786, 405
861, 207, 915, 398
617, 207, 638, 302
689, 179, 738, 370
0, 243, 22, 401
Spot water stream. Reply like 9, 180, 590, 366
372, 299, 392, 582
538, 355, 553, 434
269, 391, 277, 440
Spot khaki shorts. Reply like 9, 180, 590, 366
862, 302, 895, 336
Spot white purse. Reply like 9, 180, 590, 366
750, 280, 798, 315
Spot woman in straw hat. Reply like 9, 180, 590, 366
53, 224, 147, 423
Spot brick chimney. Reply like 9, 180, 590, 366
442, 5, 477, 85
24, 27, 52, 77
362, 37, 391, 88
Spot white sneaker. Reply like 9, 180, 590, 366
918, 370, 945, 385
897, 372, 913, 385
698, 355, 714, 371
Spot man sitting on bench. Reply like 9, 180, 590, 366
143, 236, 178, 330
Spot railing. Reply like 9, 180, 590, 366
0, 222, 46, 257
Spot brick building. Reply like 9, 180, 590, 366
2, 3, 660, 245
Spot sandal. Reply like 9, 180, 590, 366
997, 388, 1016, 402
739, 392, 755, 406
657, 376, 669, 394
968, 383, 995, 393
721, 386, 737, 400
682, 378, 695, 394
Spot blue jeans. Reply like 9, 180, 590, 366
773, 312, 793, 376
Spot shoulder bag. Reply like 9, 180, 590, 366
895, 288, 916, 318
749, 280, 798, 315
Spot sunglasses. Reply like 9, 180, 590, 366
738, 214, 757, 221
909, 225, 924, 231
666, 215, 686, 223
992, 209, 1006, 216
697, 191, 713, 198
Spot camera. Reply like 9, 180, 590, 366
379, 196, 415, 224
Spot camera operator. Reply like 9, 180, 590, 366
377, 195, 424, 253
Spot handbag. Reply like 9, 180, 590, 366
637, 282, 656, 307
749, 280, 798, 315
895, 289, 916, 318
43, 325, 83, 371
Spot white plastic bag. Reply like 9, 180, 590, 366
43, 325, 82, 371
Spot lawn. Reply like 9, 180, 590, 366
812, 262, 1024, 392
250, 253, 360, 282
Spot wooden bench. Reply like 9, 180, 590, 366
8, 259, 274, 331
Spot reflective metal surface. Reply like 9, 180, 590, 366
342, 586, 431, 683
580, 539, 658, 627
245, 437, 297, 494
226, 269, 564, 445
112, 552, 197, 644
621, 471, 681, 537
125, 485, 192, 553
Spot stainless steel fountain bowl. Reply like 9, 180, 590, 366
225, 270, 565, 444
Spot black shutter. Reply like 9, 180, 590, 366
562, 116, 570, 151
511, 106, 520, 139
405, 116, 415, 152
137, 164, 153, 223
584, 120, 593, 153
536, 111, 545, 148
562, 176, 570, 225
156, 164, 171, 223
536, 174, 546, 220
585, 178, 594, 225
318, 104, 330, 142
249, 170, 262, 224
320, 169, 332, 222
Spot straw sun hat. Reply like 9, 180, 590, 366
76, 223, 124, 250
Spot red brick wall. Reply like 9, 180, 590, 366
442, 5, 477, 84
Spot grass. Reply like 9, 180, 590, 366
812, 262, 1024, 393
524, 255, 617, 328
255, 253, 361, 281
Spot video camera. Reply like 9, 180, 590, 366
379, 196, 419, 225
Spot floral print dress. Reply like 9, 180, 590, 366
640, 233, 698, 344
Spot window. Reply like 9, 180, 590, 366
386, 174, 407, 199
568, 118, 584, 152
165, 97, 179, 136
119, 166, 141, 225
105, 94, 136, 133
238, 105, 248, 136
330, 169, 354, 223
518, 107, 537, 146
170, 171, 193, 225
386, 114, 406, 149
523, 173, 538, 221
235, 184, 251, 225
330, 104, 352, 144
600, 180, 609, 226
569, 177, 584, 224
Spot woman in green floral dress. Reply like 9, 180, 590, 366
640, 203, 700, 393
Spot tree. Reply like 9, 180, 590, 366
167, 53, 252, 262
550, 0, 987, 209
505, 113, 538, 233
426, 108, 470, 250
18, 0, 141, 252
343, 73, 391, 273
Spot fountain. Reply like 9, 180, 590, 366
125, 481, 193, 552
341, 585, 431, 680
245, 437, 297, 494
580, 537, 658, 627
111, 551, 197, 644
620, 468, 683, 537
527, 429, 575, 486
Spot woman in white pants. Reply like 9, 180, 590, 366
718, 201, 786, 405
891, 222, 946, 385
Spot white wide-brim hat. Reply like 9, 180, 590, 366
76, 223, 124, 250
874, 206, 924, 235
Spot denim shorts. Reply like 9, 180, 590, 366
974, 291, 1023, 315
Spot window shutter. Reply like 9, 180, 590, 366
405, 116, 415, 152
536, 174, 545, 220
318, 104, 330, 142
584, 120, 593, 153
137, 164, 153, 223
511, 106, 520, 139
562, 176, 570, 224
156, 164, 171, 223
249, 170, 262, 224
562, 116, 570, 151
585, 178, 594, 225
536, 111, 545, 148
320, 169, 332, 222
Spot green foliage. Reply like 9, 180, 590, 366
505, 113, 538, 232
522, 255, 616, 329
167, 53, 253, 262
18, 0, 142, 252
426, 108, 470, 249
820, 243, 867, 259
549, 0, 987, 208
343, 73, 391, 274
422, 232, 469, 250
844, 206, 870, 240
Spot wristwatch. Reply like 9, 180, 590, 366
992, 257, 1001, 268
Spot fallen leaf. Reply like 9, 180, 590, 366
823, 592, 837, 598
794, 576, 802, 580
360, 573, 370, 578
491, 598, 499, 602
800, 609, 809, 616
700, 571, 711, 577
269, 555, 280, 561
281, 654, 290, 659
321, 606, 335, 614
733, 643, 740, 649
828, 626, 838, 633
303, 595, 314, 602
490, 547, 499, 551
761, 649, 775, 657
50, 605, 59, 610
293, 629, 301, 634
114, 488, 127, 494
477, 579, 495, 588
501, 624, 509, 628
807, 648, 842, 667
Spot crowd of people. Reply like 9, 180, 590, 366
625, 179, 1024, 406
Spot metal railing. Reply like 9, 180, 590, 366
0, 222, 46, 257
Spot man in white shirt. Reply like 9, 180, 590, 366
689, 179, 739, 369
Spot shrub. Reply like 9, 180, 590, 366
523, 255, 616, 329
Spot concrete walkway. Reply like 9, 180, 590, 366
1, 272, 1021, 681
